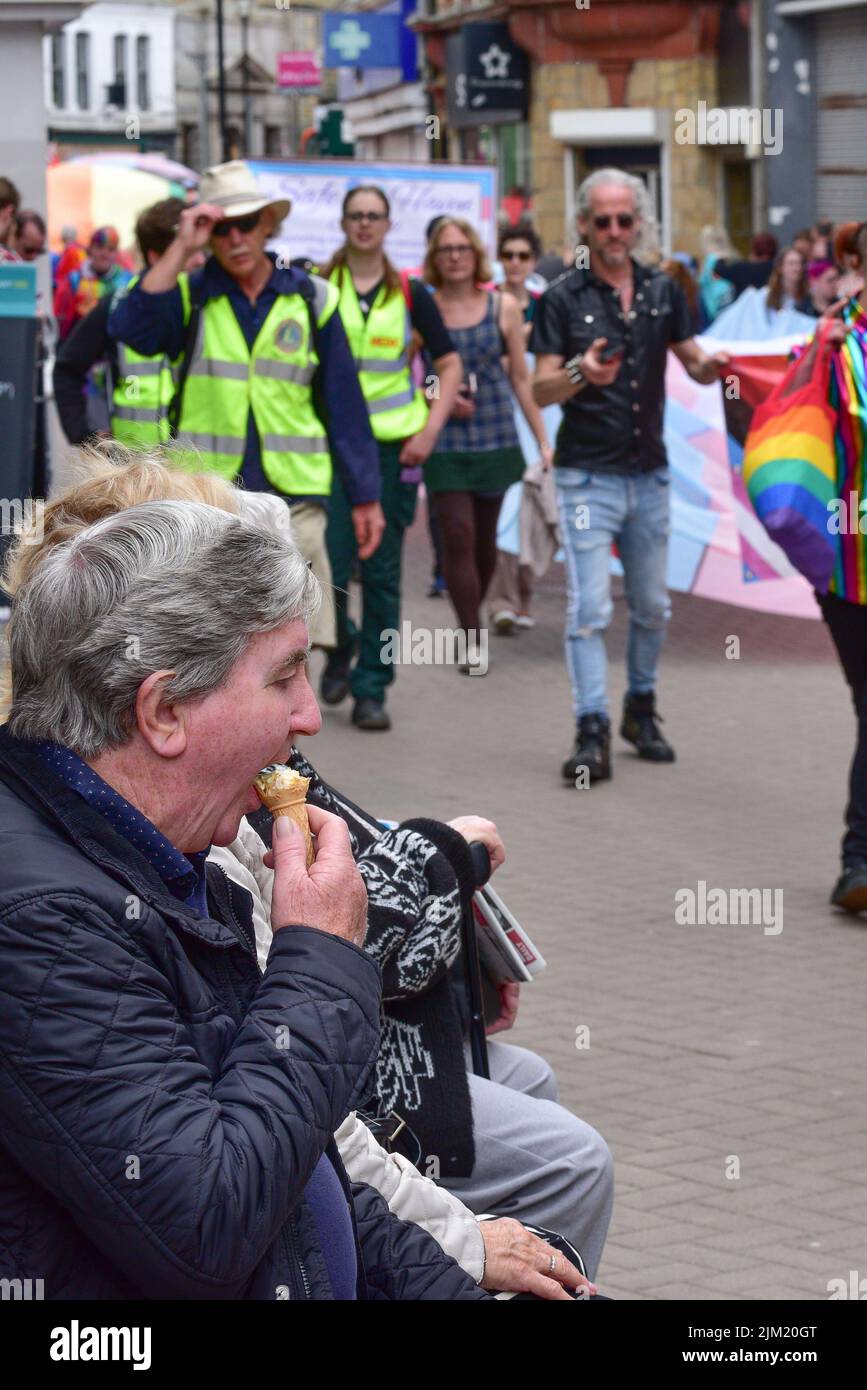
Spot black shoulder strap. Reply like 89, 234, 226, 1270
297, 274, 329, 431
167, 294, 203, 440
296, 273, 320, 360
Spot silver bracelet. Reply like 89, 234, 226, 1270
565, 353, 585, 387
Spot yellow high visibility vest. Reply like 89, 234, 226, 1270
110, 275, 191, 446
170, 275, 340, 495
330, 266, 429, 443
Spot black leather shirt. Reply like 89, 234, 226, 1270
530, 260, 692, 474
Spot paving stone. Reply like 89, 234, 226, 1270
316, 514, 867, 1302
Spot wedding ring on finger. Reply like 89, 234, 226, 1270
548, 1252, 556, 1275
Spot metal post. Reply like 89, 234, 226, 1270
216, 0, 229, 162
240, 6, 252, 155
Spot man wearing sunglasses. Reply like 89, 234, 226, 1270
109, 161, 384, 646
532, 168, 728, 786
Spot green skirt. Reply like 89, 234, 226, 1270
424, 445, 525, 496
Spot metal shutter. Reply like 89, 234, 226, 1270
814, 5, 867, 221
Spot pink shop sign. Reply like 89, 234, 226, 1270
277, 52, 322, 89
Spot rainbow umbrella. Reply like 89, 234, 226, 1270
47, 161, 186, 255
68, 151, 199, 187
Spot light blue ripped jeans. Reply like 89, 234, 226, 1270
555, 466, 672, 721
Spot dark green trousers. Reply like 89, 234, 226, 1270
326, 440, 418, 703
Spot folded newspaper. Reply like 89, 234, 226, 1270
472, 884, 546, 984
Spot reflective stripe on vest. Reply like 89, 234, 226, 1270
111, 273, 191, 445
169, 276, 339, 495
330, 266, 429, 443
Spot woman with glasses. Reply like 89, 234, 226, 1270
320, 185, 462, 728
423, 218, 553, 672
497, 224, 543, 346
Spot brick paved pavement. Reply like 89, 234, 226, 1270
310, 501, 866, 1301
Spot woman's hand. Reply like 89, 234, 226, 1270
818, 297, 853, 349
447, 815, 505, 873
479, 1219, 597, 1300
485, 981, 520, 1035
451, 391, 475, 420
399, 428, 434, 469
539, 443, 554, 471
836, 272, 864, 303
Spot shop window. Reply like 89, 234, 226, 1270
51, 34, 65, 109
75, 32, 90, 110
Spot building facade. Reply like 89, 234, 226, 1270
417, 0, 763, 258
43, 0, 176, 154
174, 0, 336, 170
764, 0, 867, 245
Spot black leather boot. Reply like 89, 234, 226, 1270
831, 862, 867, 913
320, 654, 353, 706
561, 714, 612, 785
620, 691, 675, 762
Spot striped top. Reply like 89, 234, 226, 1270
828, 297, 867, 602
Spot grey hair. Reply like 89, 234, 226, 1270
7, 499, 320, 756
576, 167, 660, 264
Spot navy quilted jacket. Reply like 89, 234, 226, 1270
0, 728, 489, 1301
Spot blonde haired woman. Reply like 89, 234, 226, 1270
423, 218, 552, 670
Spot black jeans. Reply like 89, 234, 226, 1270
817, 590, 867, 866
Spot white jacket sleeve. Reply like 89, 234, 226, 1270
335, 1113, 486, 1284
209, 820, 275, 971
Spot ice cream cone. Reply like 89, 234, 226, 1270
254, 767, 314, 866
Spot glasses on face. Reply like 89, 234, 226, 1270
502, 249, 532, 262
345, 210, 387, 224
212, 210, 262, 238
435, 244, 473, 259
593, 214, 635, 232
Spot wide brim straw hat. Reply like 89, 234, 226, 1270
198, 160, 291, 225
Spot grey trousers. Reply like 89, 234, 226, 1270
446, 1040, 614, 1280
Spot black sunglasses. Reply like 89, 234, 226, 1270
212, 210, 262, 237
593, 214, 635, 231
346, 211, 387, 224
502, 249, 532, 262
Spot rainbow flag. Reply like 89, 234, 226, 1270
827, 299, 867, 603
742, 299, 867, 602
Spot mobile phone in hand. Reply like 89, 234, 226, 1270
599, 340, 625, 363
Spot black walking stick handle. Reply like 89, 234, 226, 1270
469, 840, 492, 888
465, 842, 492, 1078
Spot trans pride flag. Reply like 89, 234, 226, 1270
506, 339, 819, 618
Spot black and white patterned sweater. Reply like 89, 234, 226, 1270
248, 749, 479, 1179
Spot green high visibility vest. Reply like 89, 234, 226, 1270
330, 266, 429, 443
170, 275, 339, 496
111, 274, 191, 446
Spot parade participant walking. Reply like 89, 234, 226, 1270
320, 185, 461, 731
712, 232, 778, 302
497, 224, 543, 346
54, 226, 131, 341
424, 218, 552, 672
54, 199, 205, 449
532, 168, 728, 784
805, 260, 840, 318
0, 176, 20, 261
762, 245, 809, 317
109, 161, 384, 649
9, 210, 46, 263
801, 222, 867, 911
